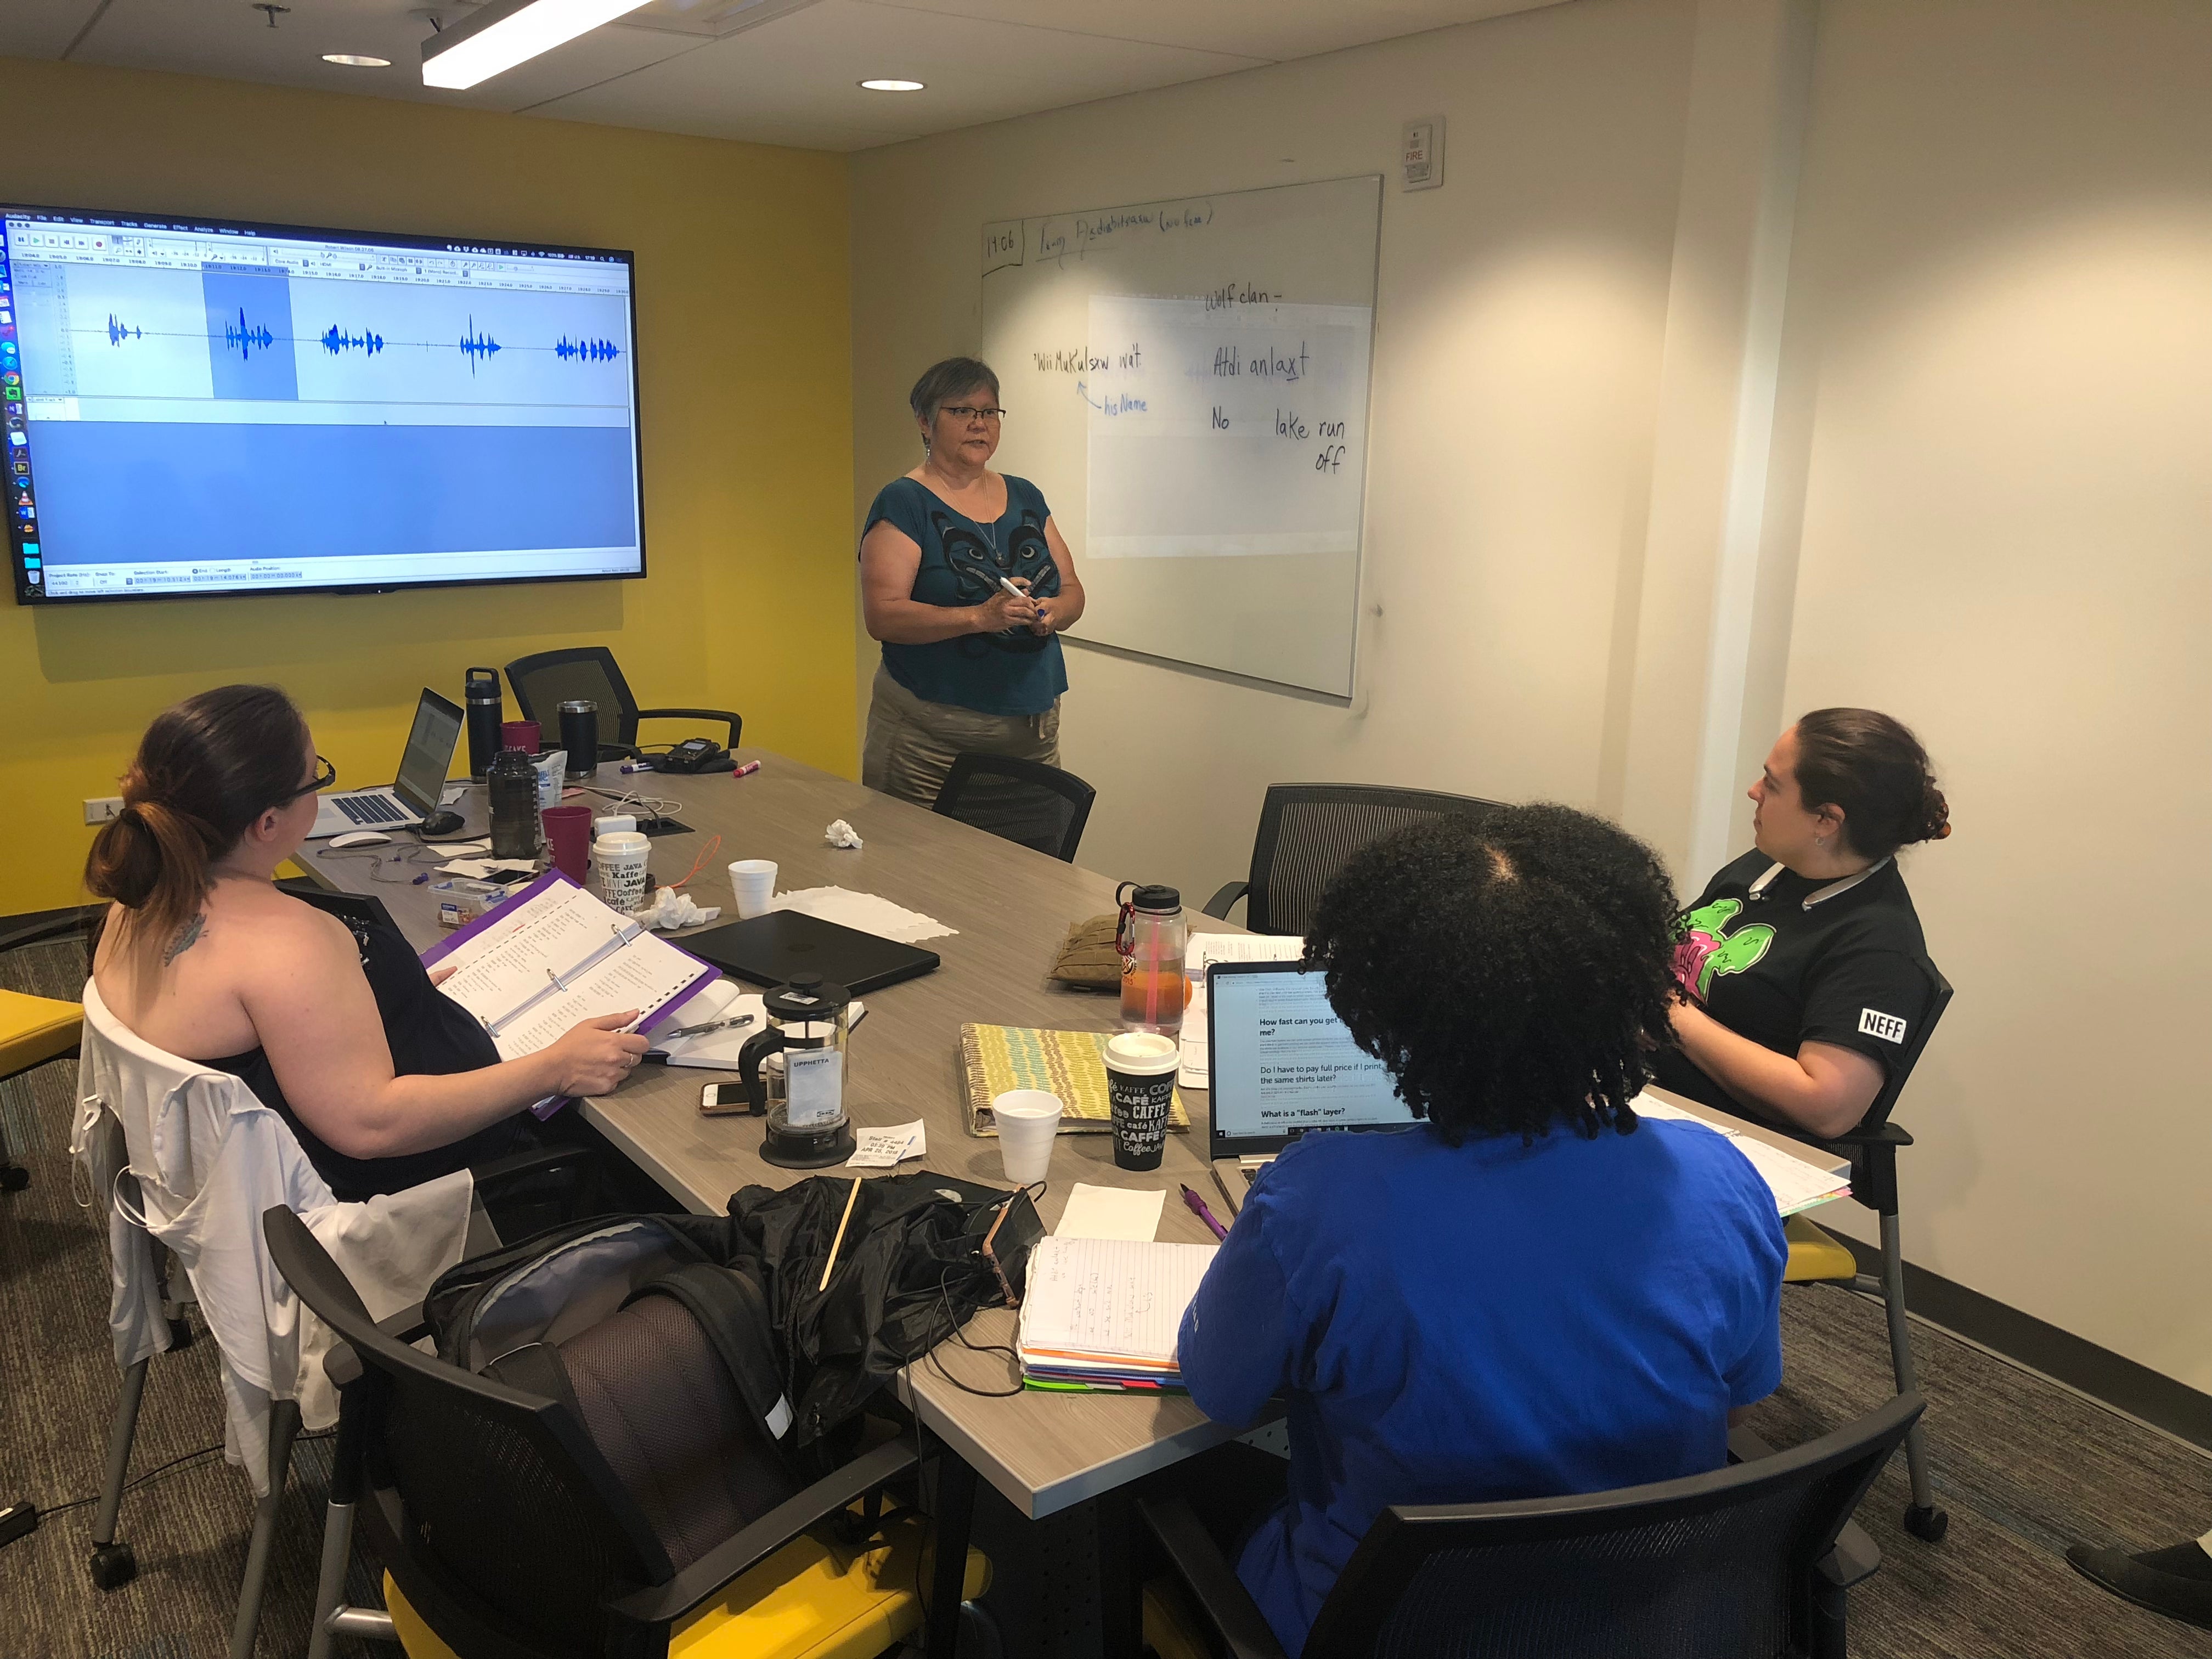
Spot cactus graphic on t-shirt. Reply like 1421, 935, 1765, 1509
1671, 897, 1775, 1001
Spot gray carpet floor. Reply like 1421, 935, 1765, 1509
2, 932, 2208, 1658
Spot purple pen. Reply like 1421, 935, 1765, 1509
1180, 1183, 1228, 1241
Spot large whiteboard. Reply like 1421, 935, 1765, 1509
980, 176, 1381, 696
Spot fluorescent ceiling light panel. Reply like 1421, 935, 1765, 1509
859, 78, 924, 92
422, 0, 654, 89
324, 52, 392, 66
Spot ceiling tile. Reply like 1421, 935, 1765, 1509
521, 0, 1265, 147
13, 0, 112, 58
857, 0, 1570, 63
63, 0, 700, 116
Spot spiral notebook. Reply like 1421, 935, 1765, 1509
421, 871, 719, 1113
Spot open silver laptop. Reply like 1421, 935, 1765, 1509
1206, 960, 1417, 1213
309, 689, 464, 838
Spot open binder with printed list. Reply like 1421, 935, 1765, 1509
421, 871, 720, 1115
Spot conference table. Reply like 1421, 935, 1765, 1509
302, 746, 1849, 1657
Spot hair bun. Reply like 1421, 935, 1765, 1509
1916, 781, 1951, 844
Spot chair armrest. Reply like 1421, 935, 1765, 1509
1821, 1121, 1915, 1150
636, 708, 742, 749
1204, 882, 1249, 921
601, 1433, 921, 1634
1136, 1493, 1289, 1659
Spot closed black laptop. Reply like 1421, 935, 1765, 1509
681, 910, 940, 995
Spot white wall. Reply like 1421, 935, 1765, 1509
850, 0, 1699, 905
850, 0, 2212, 1390
1771, 0, 2212, 1390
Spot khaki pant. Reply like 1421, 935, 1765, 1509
861, 664, 1062, 809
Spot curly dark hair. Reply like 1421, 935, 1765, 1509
1303, 803, 1678, 1144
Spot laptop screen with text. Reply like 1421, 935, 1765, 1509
391, 690, 464, 812
1207, 962, 1415, 1149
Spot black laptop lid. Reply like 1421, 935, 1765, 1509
682, 910, 940, 996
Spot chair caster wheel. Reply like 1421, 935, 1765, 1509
89, 1541, 138, 1590
0, 1164, 29, 1192
1904, 1503, 1949, 1543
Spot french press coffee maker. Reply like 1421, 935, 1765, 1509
737, 973, 857, 1169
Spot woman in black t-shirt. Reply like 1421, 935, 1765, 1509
1652, 708, 1950, 1138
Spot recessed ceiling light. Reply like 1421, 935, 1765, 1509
323, 52, 392, 67
859, 78, 924, 92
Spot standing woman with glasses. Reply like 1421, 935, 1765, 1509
86, 684, 648, 1200
859, 356, 1087, 806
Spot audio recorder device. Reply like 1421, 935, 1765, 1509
0, 202, 645, 605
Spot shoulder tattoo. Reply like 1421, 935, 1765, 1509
162, 912, 206, 967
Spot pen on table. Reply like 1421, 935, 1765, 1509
1180, 1183, 1228, 1241
659, 1012, 757, 1041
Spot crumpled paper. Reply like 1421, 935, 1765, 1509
631, 887, 721, 931
824, 819, 865, 850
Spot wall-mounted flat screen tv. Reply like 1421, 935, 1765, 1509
1, 204, 643, 604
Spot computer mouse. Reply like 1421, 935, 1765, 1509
329, 832, 393, 849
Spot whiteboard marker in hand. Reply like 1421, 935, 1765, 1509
998, 575, 1048, 633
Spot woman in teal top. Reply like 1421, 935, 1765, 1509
859, 357, 1087, 807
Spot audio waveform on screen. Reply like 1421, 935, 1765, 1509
70, 316, 623, 368
458, 319, 501, 370
222, 309, 278, 361
320, 325, 386, 356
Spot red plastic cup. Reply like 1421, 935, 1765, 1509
541, 805, 592, 882
501, 719, 541, 755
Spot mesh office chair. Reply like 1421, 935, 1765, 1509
1204, 783, 1505, 935
505, 647, 741, 765
1775, 960, 1955, 1543
1139, 1393, 1924, 1659
261, 1206, 991, 1659
931, 753, 1097, 862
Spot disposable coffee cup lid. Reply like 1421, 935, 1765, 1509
594, 831, 651, 855
1104, 1031, 1180, 1075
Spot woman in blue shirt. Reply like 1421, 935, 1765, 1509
1177, 804, 1789, 1656
858, 357, 1087, 807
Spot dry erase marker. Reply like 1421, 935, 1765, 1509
731, 760, 761, 780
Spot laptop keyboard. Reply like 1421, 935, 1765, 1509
336, 794, 408, 825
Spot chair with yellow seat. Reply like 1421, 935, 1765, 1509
262, 1205, 994, 1659
0, 975, 85, 1192
1771, 958, 1955, 1545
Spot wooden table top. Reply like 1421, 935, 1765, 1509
303, 748, 1846, 1519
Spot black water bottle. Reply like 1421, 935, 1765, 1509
465, 668, 504, 782
487, 746, 540, 862
558, 699, 599, 781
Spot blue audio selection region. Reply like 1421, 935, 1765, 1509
202, 268, 298, 400
320, 325, 385, 356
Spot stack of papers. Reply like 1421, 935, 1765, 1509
769, 886, 957, 944
1628, 1092, 1853, 1217
1176, 933, 1305, 1088
1017, 1237, 1216, 1393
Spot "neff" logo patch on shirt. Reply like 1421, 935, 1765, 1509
1859, 1008, 1908, 1044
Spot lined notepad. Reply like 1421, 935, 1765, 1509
422, 872, 719, 1087
1017, 1236, 1216, 1392
1628, 1092, 1852, 1217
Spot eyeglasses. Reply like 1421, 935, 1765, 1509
274, 756, 337, 805
941, 404, 1006, 423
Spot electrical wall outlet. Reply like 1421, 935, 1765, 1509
84, 797, 123, 825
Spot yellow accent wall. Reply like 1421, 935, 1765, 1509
1, 57, 854, 915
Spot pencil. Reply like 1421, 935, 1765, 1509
820, 1176, 862, 1293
